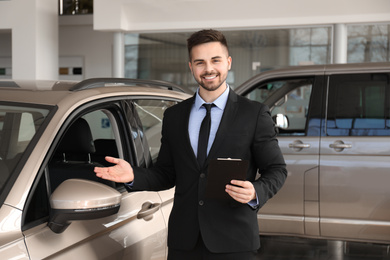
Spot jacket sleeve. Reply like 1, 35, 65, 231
251, 104, 287, 209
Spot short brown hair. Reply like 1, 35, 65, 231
187, 29, 229, 60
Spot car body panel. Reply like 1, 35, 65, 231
257, 137, 320, 236
320, 137, 390, 242
157, 188, 175, 226
24, 191, 167, 259
0, 205, 23, 247
0, 237, 29, 260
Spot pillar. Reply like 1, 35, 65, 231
333, 24, 348, 64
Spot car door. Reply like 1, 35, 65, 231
130, 98, 179, 221
244, 75, 323, 237
319, 72, 390, 244
22, 97, 177, 259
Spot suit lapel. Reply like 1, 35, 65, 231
207, 89, 239, 161
180, 95, 199, 166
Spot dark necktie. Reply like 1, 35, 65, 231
197, 103, 213, 167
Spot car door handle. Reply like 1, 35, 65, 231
288, 140, 311, 151
329, 140, 352, 152
137, 201, 161, 221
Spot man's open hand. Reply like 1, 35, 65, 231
94, 156, 134, 183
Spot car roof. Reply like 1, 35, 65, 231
236, 62, 390, 95
0, 78, 191, 106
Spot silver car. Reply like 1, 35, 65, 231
0, 78, 190, 259
236, 62, 390, 245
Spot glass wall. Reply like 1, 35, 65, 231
348, 24, 390, 63
125, 27, 332, 91
125, 24, 390, 92
289, 27, 332, 66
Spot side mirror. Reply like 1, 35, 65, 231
48, 179, 121, 234
273, 113, 289, 129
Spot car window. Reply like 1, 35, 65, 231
23, 107, 123, 230
48, 109, 121, 192
0, 104, 51, 199
245, 78, 314, 136
245, 80, 285, 104
82, 110, 123, 164
272, 84, 312, 135
133, 99, 178, 162
327, 73, 390, 136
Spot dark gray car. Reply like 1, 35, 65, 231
236, 62, 390, 245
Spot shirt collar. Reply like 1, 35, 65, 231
194, 85, 230, 111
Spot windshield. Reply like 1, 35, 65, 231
0, 103, 52, 198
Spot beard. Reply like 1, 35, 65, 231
193, 72, 227, 92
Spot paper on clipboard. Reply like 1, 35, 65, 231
204, 158, 249, 201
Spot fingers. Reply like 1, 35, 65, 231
94, 166, 112, 178
94, 157, 118, 175
94, 157, 120, 175
225, 180, 256, 204
105, 156, 120, 164
230, 180, 248, 188
93, 157, 134, 183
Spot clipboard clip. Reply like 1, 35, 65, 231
217, 158, 242, 161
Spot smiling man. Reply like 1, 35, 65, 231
95, 29, 287, 260
189, 39, 232, 97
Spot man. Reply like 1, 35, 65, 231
95, 29, 287, 259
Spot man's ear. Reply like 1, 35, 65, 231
188, 61, 193, 72
228, 56, 232, 70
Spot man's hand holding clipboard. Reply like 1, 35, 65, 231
205, 158, 257, 203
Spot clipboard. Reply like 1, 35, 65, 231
204, 158, 249, 201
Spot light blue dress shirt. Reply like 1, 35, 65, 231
188, 87, 229, 156
188, 86, 258, 208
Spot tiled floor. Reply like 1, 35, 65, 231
256, 236, 390, 260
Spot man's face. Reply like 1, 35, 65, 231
189, 42, 232, 92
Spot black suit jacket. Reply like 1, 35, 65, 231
133, 89, 287, 253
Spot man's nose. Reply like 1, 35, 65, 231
204, 62, 214, 73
